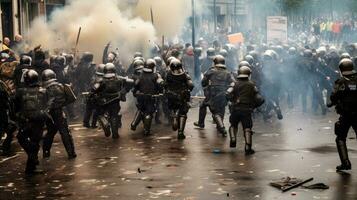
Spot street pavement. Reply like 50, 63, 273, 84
1, 105, 357, 200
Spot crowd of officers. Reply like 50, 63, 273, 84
0, 39, 356, 174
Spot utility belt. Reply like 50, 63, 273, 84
166, 90, 190, 102
229, 102, 253, 112
18, 110, 49, 123
97, 93, 121, 106
336, 104, 357, 116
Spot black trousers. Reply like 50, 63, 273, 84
17, 119, 45, 170
335, 113, 357, 142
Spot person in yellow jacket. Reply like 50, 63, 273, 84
1, 37, 11, 51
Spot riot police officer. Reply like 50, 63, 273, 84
94, 63, 132, 139
14, 55, 33, 88
32, 50, 50, 75
153, 56, 168, 124
227, 66, 264, 155
52, 56, 70, 84
200, 47, 215, 73
41, 69, 77, 159
328, 58, 357, 171
201, 55, 235, 136
165, 59, 194, 139
15, 70, 48, 174
131, 59, 163, 136
74, 52, 96, 95
83, 64, 105, 128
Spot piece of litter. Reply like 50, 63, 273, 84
266, 169, 280, 173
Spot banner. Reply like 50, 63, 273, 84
228, 32, 244, 45
267, 16, 288, 44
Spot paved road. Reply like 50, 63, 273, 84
1, 105, 357, 200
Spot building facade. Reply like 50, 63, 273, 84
0, 0, 65, 41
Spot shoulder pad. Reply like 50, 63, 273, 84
94, 83, 101, 90
185, 73, 192, 80
39, 87, 46, 93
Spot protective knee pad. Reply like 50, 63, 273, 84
98, 115, 111, 137
213, 114, 225, 131
171, 111, 179, 131
244, 128, 253, 145
143, 115, 153, 131
131, 111, 142, 129
178, 116, 187, 132
229, 126, 238, 141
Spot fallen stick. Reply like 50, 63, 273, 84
281, 177, 314, 192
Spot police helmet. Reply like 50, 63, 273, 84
339, 58, 356, 76
237, 66, 252, 78
143, 59, 156, 73
42, 69, 57, 83
213, 55, 226, 68
104, 63, 116, 78
24, 69, 39, 86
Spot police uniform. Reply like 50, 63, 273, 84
165, 59, 194, 139
329, 58, 357, 171
131, 59, 163, 135
94, 63, 132, 139
42, 69, 77, 159
227, 66, 264, 155
201, 55, 235, 136
15, 70, 48, 174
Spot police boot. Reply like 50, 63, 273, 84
91, 110, 99, 128
213, 114, 227, 137
25, 154, 42, 175
336, 140, 352, 171
244, 129, 255, 155
111, 116, 120, 139
1, 134, 14, 156
42, 132, 55, 158
130, 111, 142, 131
98, 115, 111, 137
229, 126, 238, 148
171, 111, 179, 131
143, 115, 152, 136
193, 105, 206, 128
177, 116, 187, 140
117, 113, 122, 129
42, 136, 51, 158
155, 110, 162, 124
43, 150, 50, 159
82, 108, 92, 128
61, 132, 77, 159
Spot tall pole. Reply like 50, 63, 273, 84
213, 0, 217, 33
330, 0, 333, 20
234, 0, 237, 32
192, 0, 199, 82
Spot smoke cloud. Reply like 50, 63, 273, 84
134, 0, 191, 38
26, 0, 193, 64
